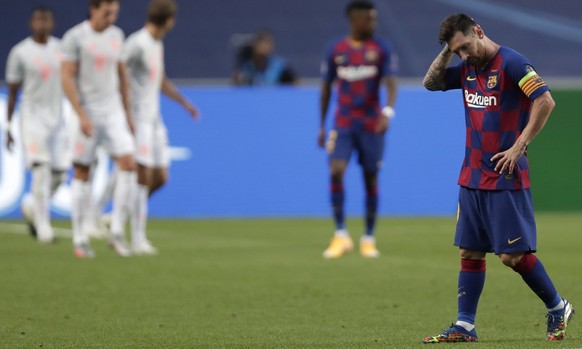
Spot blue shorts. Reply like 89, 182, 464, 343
328, 125, 384, 173
454, 186, 537, 254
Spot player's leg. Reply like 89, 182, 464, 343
149, 167, 168, 196
356, 130, 384, 257
105, 111, 137, 257
424, 187, 488, 343
71, 163, 95, 258
491, 189, 574, 340
323, 128, 353, 259
21, 119, 58, 243
29, 162, 53, 243
130, 120, 160, 254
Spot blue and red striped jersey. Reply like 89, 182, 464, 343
322, 37, 397, 131
443, 46, 549, 190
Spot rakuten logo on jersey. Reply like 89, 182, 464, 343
337, 65, 378, 82
464, 90, 498, 109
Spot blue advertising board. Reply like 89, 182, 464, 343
0, 86, 464, 218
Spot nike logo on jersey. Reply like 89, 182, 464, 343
467, 76, 477, 81
507, 236, 522, 244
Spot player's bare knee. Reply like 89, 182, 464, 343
459, 248, 485, 260
73, 164, 90, 181
498, 253, 524, 268
116, 155, 136, 172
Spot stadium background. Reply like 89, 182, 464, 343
0, 0, 580, 218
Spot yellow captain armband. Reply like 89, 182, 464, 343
518, 70, 546, 97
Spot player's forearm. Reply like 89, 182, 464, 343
385, 76, 398, 108
423, 45, 454, 91
62, 74, 86, 119
320, 83, 332, 128
6, 84, 20, 122
161, 76, 186, 105
515, 92, 555, 150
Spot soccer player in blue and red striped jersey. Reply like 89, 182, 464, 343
318, 0, 398, 259
422, 14, 574, 343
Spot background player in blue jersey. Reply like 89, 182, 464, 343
422, 14, 574, 343
318, 0, 398, 259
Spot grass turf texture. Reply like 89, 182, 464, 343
0, 213, 580, 348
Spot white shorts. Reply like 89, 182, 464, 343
73, 109, 135, 165
20, 116, 70, 170
134, 118, 169, 168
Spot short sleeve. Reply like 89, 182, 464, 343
60, 29, 80, 62
321, 42, 337, 84
5, 46, 23, 83
505, 51, 549, 100
443, 64, 462, 91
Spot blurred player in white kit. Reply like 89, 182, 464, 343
123, 0, 198, 254
61, 0, 135, 258
5, 7, 69, 243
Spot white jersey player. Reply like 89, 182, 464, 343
5, 7, 69, 243
123, 0, 198, 255
61, 0, 136, 258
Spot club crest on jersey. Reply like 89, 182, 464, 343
487, 75, 498, 89
334, 55, 346, 65
365, 50, 378, 63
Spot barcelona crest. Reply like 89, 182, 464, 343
487, 75, 498, 89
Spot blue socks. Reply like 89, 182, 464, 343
457, 259, 486, 327
512, 253, 562, 311
330, 178, 345, 230
365, 188, 378, 236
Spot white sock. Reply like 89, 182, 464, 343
360, 235, 376, 244
455, 321, 475, 331
31, 165, 53, 241
110, 170, 135, 237
548, 299, 565, 312
131, 183, 149, 246
97, 167, 117, 213
334, 229, 349, 238
71, 179, 91, 245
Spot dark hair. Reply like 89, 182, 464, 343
438, 13, 477, 44
345, 0, 375, 17
90, 0, 118, 9
148, 0, 177, 26
30, 6, 53, 18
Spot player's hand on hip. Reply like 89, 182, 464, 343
376, 116, 389, 134
80, 115, 94, 137
317, 128, 326, 148
5, 131, 14, 151
491, 141, 526, 175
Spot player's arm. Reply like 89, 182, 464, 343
118, 61, 135, 133
5, 82, 21, 150
62, 60, 92, 137
377, 76, 398, 133
423, 44, 454, 91
319, 81, 333, 148
161, 73, 199, 120
491, 91, 555, 174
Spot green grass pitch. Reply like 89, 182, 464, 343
0, 213, 580, 348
